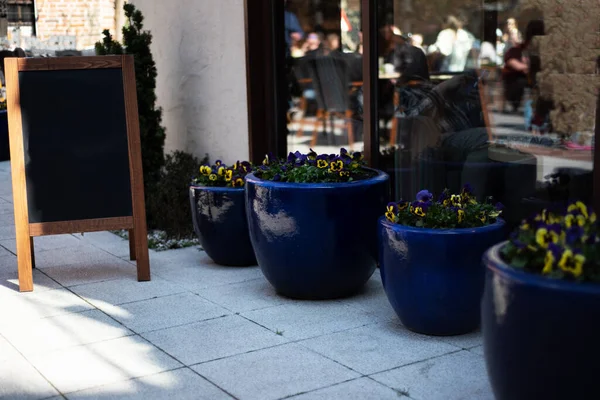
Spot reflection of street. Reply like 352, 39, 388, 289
287, 109, 593, 182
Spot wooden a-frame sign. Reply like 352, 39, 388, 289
5, 55, 150, 292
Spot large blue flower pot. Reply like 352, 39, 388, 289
190, 185, 257, 266
482, 242, 600, 400
245, 169, 389, 299
379, 218, 505, 335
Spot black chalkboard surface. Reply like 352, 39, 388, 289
5, 55, 150, 292
20, 69, 133, 223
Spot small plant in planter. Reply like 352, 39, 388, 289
481, 203, 600, 400
190, 159, 257, 266
246, 148, 389, 299
378, 184, 505, 335
254, 148, 372, 183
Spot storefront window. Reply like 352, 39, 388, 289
375, 0, 597, 230
284, 0, 364, 155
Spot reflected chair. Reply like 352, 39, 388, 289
306, 55, 356, 150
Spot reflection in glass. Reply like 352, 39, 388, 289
285, 0, 364, 155
377, 0, 596, 231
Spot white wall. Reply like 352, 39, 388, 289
130, 0, 249, 163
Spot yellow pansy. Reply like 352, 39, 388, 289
457, 209, 465, 223
209, 174, 217, 181
225, 169, 233, 181
542, 250, 555, 274
316, 159, 328, 169
558, 250, 585, 277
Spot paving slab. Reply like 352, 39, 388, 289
299, 321, 460, 375
142, 314, 287, 366
371, 350, 494, 400
241, 300, 379, 340
0, 335, 60, 400
195, 277, 291, 313
42, 258, 139, 287
153, 253, 263, 290
288, 377, 405, 400
192, 343, 360, 400
0, 234, 81, 255
28, 335, 182, 394
0, 268, 62, 295
65, 367, 233, 400
0, 288, 93, 323
0, 309, 133, 356
70, 276, 186, 308
102, 292, 229, 333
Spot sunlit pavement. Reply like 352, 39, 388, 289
0, 160, 494, 400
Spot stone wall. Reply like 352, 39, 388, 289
522, 0, 599, 135
35, 0, 118, 49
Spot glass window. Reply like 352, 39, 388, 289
375, 0, 597, 230
284, 0, 364, 155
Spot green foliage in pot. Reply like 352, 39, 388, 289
384, 185, 503, 229
502, 202, 600, 283
193, 160, 253, 188
254, 148, 371, 183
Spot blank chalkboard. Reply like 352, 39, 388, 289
20, 68, 133, 223
5, 56, 150, 292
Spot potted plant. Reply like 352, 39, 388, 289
379, 185, 505, 335
482, 203, 600, 400
190, 160, 256, 266
245, 148, 389, 299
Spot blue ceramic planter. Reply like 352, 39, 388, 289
379, 218, 505, 335
189, 185, 256, 266
482, 242, 600, 400
245, 169, 389, 299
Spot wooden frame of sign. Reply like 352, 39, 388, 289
5, 55, 150, 292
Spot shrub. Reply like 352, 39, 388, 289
147, 151, 208, 239
384, 184, 503, 229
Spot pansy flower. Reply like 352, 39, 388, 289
558, 249, 585, 277
209, 174, 217, 181
339, 170, 350, 178
330, 160, 344, 172
316, 158, 329, 169
397, 201, 409, 211
535, 225, 561, 248
385, 203, 399, 223
450, 194, 462, 208
232, 177, 244, 187
416, 190, 433, 203
543, 243, 561, 274
225, 169, 233, 181
215, 160, 223, 167
567, 201, 589, 218
457, 209, 465, 223
199, 165, 211, 175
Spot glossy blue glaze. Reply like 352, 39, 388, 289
482, 242, 600, 400
189, 185, 257, 266
379, 218, 506, 335
245, 169, 389, 299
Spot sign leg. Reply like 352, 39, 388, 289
128, 229, 136, 261
30, 237, 36, 269
134, 227, 150, 281
16, 233, 33, 292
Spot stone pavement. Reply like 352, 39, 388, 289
0, 160, 493, 400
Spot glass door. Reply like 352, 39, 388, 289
284, 0, 365, 155
374, 0, 597, 230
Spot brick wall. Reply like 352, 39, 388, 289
35, 0, 118, 49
